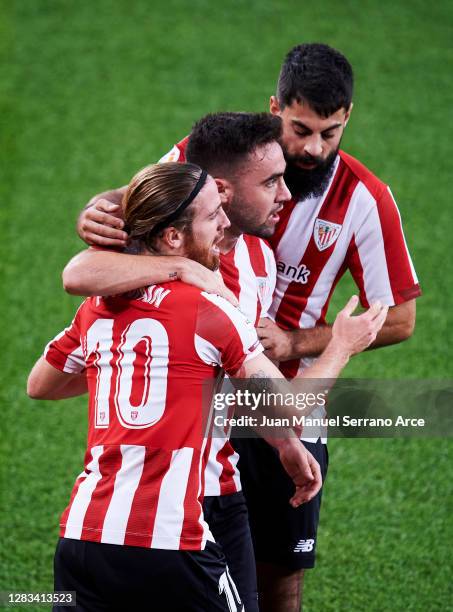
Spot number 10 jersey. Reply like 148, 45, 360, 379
45, 282, 262, 551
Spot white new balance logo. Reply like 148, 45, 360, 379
293, 539, 315, 553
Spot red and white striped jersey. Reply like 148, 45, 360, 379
161, 139, 420, 445
204, 235, 276, 497
44, 282, 263, 550
158, 137, 189, 164
268, 151, 421, 379
159, 138, 277, 497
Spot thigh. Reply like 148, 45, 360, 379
203, 493, 258, 611
233, 438, 328, 571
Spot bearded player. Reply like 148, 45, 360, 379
67, 45, 420, 612
28, 162, 313, 612
62, 113, 290, 610
28, 161, 388, 611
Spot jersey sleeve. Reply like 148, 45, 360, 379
260, 241, 277, 318
44, 306, 86, 374
195, 293, 263, 376
157, 136, 188, 164
347, 185, 421, 308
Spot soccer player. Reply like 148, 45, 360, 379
28, 162, 386, 611
69, 44, 420, 612
63, 113, 290, 610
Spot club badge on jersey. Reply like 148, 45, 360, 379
313, 218, 342, 251
256, 276, 271, 308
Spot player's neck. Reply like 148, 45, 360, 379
219, 225, 241, 254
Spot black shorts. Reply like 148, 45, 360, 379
203, 491, 258, 611
233, 437, 328, 571
54, 537, 243, 612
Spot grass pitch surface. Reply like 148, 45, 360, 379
1, 1, 452, 610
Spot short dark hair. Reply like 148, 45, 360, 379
185, 112, 282, 176
277, 43, 353, 117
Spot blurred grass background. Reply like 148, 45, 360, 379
1, 0, 452, 609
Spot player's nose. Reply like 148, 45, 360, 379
277, 177, 292, 203
304, 135, 323, 158
218, 206, 230, 230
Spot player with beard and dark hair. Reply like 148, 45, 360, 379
274, 42, 352, 201
68, 44, 420, 612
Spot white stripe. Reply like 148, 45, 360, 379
204, 437, 224, 496
151, 447, 194, 549
354, 184, 395, 305
62, 346, 85, 373
205, 376, 242, 497
235, 236, 258, 325
100, 445, 145, 544
63, 445, 104, 540
158, 144, 181, 163
198, 386, 217, 545
230, 451, 241, 491
194, 333, 221, 366
387, 187, 418, 283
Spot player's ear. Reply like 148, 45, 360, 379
161, 226, 184, 250
270, 96, 281, 115
214, 178, 233, 207
344, 103, 353, 126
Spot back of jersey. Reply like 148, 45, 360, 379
45, 281, 262, 550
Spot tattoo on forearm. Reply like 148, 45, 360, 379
248, 369, 273, 394
168, 271, 178, 280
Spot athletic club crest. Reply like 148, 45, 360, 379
256, 277, 270, 306
313, 218, 342, 251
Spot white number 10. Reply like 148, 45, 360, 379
85, 318, 169, 429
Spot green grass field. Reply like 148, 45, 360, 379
1, 0, 452, 610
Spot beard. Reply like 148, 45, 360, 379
226, 194, 278, 240
283, 147, 339, 201
185, 229, 220, 272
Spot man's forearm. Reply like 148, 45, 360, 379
27, 358, 88, 400
284, 300, 415, 359
63, 249, 185, 296
287, 324, 332, 359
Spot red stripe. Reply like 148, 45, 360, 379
268, 198, 298, 253
179, 449, 204, 550
346, 235, 369, 309
80, 446, 123, 542
217, 442, 239, 496
123, 447, 172, 547
176, 136, 189, 162
216, 404, 239, 496
275, 161, 359, 331
219, 248, 241, 300
279, 359, 300, 379
244, 235, 267, 277
196, 296, 250, 376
